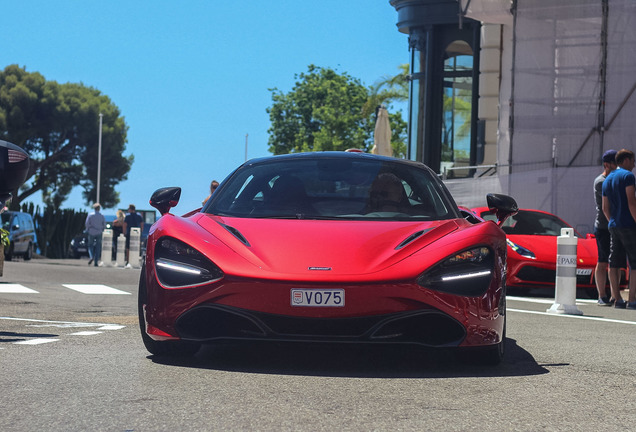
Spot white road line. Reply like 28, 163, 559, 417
508, 308, 636, 325
97, 325, 126, 330
0, 284, 39, 294
14, 338, 60, 345
0, 316, 126, 330
69, 331, 103, 336
62, 284, 131, 295
507, 296, 596, 306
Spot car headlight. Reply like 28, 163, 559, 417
154, 237, 224, 287
418, 246, 495, 296
507, 239, 536, 259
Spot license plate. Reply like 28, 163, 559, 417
290, 289, 345, 307
576, 268, 593, 276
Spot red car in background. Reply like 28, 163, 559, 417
470, 207, 624, 298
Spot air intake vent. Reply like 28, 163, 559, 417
218, 222, 250, 247
395, 228, 432, 250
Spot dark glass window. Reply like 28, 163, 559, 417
441, 40, 474, 178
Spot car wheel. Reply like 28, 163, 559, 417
23, 242, 33, 260
458, 317, 506, 366
137, 266, 201, 357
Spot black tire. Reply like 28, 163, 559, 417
457, 316, 506, 366
138, 266, 200, 357
23, 242, 33, 261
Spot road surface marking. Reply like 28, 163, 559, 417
98, 325, 126, 330
14, 338, 60, 345
508, 308, 636, 325
0, 284, 39, 294
507, 296, 595, 306
0, 316, 126, 329
69, 331, 103, 336
62, 284, 131, 295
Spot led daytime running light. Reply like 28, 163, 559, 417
156, 259, 202, 276
441, 270, 492, 282
506, 239, 536, 259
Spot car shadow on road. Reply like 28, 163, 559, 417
150, 337, 548, 378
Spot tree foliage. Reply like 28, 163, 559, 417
362, 63, 409, 118
267, 65, 371, 154
267, 64, 407, 157
0, 64, 133, 209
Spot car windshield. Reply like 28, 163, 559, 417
480, 209, 579, 237
205, 156, 459, 221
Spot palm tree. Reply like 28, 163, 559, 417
362, 64, 409, 118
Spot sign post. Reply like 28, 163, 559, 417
547, 228, 583, 315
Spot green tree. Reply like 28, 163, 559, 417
267, 65, 372, 154
362, 63, 409, 118
267, 64, 408, 158
0, 64, 132, 209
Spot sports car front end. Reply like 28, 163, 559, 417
472, 207, 622, 297
139, 153, 517, 365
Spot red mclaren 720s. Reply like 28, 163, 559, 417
139, 152, 518, 365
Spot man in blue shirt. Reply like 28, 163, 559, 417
602, 149, 636, 309
124, 204, 144, 264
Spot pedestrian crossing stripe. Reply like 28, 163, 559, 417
0, 284, 39, 293
14, 338, 60, 345
62, 284, 131, 295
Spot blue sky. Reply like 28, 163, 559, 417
2, 1, 409, 214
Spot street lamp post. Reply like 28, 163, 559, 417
96, 113, 103, 205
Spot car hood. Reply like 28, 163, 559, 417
196, 215, 460, 277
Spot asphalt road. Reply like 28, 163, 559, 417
1, 257, 636, 431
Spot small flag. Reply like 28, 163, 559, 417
8, 148, 27, 163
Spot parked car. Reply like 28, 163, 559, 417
470, 207, 626, 298
1, 211, 37, 260
139, 152, 518, 365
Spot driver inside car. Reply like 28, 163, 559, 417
366, 172, 410, 213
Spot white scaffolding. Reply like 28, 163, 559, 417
450, 0, 636, 233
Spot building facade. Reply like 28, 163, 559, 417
391, 0, 636, 234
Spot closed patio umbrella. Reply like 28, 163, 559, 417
372, 106, 392, 156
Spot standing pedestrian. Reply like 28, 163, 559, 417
602, 149, 636, 309
202, 180, 219, 205
594, 149, 617, 305
85, 203, 106, 267
112, 209, 127, 259
124, 204, 144, 265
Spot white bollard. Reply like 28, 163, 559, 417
100, 229, 113, 267
129, 227, 141, 268
115, 233, 126, 267
547, 228, 583, 315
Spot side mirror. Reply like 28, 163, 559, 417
150, 187, 181, 216
0, 141, 30, 207
486, 193, 518, 227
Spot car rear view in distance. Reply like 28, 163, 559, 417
2, 211, 37, 260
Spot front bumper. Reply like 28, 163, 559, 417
174, 304, 467, 347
